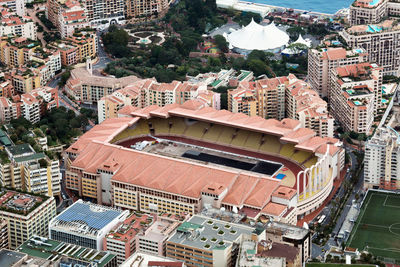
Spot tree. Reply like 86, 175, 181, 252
59, 71, 71, 87
102, 25, 131, 58
248, 59, 268, 76
286, 26, 306, 41
214, 35, 228, 53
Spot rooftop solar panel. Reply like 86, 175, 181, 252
56, 202, 123, 230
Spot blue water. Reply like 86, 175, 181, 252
248, 0, 353, 14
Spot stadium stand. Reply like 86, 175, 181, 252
231, 130, 249, 147
202, 124, 224, 142
243, 132, 262, 151
184, 121, 209, 139
259, 135, 281, 154
280, 144, 295, 158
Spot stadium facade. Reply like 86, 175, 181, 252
64, 104, 345, 222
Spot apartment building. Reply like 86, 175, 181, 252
10, 68, 41, 93
364, 126, 400, 189
0, 37, 39, 68
0, 87, 59, 123
0, 8, 36, 40
125, 0, 169, 23
0, 143, 61, 196
59, 8, 89, 38
0, 97, 18, 123
228, 77, 286, 120
350, 0, 400, 25
46, 0, 86, 30
105, 212, 188, 264
265, 221, 311, 265
330, 63, 382, 133
49, 200, 129, 250
166, 215, 263, 267
0, 0, 25, 17
81, 0, 125, 26
104, 213, 153, 265
285, 74, 334, 138
238, 239, 301, 267
0, 80, 14, 98
30, 48, 62, 84
98, 79, 220, 123
66, 61, 140, 103
0, 219, 8, 249
340, 19, 400, 76
350, 0, 388, 25
307, 46, 368, 98
0, 190, 56, 249
228, 74, 333, 137
64, 32, 97, 61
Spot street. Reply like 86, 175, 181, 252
94, 31, 112, 70
311, 146, 363, 259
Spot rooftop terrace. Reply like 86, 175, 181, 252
0, 189, 47, 215
17, 236, 116, 267
167, 215, 256, 251
106, 212, 153, 242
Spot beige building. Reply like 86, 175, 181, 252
307, 46, 368, 98
350, 0, 400, 25
125, 0, 169, 23
0, 144, 61, 197
98, 79, 220, 123
364, 126, 400, 189
228, 77, 286, 120
66, 62, 140, 104
330, 63, 382, 133
228, 74, 334, 137
0, 8, 36, 40
0, 190, 56, 249
0, 219, 8, 249
166, 215, 263, 267
340, 19, 400, 76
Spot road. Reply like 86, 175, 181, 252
26, 5, 47, 47
311, 146, 363, 259
93, 31, 112, 70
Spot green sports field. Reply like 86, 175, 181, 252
347, 191, 400, 262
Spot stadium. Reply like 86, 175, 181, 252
65, 103, 345, 224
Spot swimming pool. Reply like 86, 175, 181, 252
366, 25, 382, 33
382, 99, 389, 104
354, 100, 362, 106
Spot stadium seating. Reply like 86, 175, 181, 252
280, 144, 295, 158
303, 157, 318, 168
168, 117, 186, 135
112, 120, 150, 142
243, 132, 262, 151
231, 130, 249, 147
259, 135, 281, 154
292, 151, 312, 164
149, 118, 169, 135
184, 121, 209, 139
218, 127, 236, 145
202, 125, 224, 143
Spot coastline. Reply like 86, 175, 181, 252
217, 0, 347, 17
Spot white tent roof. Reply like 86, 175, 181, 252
227, 19, 289, 51
294, 34, 312, 48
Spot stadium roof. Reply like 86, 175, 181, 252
227, 20, 289, 51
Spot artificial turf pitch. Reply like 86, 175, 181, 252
347, 191, 400, 261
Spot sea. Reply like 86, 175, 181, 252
248, 0, 354, 14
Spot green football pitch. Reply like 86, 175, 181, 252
347, 191, 400, 261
